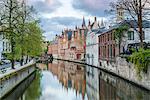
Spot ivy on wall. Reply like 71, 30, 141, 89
129, 49, 150, 78
114, 24, 129, 54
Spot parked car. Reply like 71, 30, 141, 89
1, 60, 11, 64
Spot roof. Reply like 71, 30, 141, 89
89, 27, 107, 35
67, 31, 72, 40
97, 19, 150, 37
120, 20, 150, 28
82, 17, 86, 27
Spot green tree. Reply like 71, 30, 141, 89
24, 21, 43, 62
0, 0, 21, 69
0, 0, 43, 69
17, 0, 35, 66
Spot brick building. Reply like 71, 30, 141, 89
98, 28, 119, 61
48, 17, 88, 60
47, 36, 59, 58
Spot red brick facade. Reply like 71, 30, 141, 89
47, 40, 58, 58
99, 29, 119, 61
48, 18, 87, 60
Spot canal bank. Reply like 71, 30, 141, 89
0, 60, 36, 98
53, 58, 150, 91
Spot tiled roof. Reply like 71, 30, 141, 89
120, 20, 150, 28
89, 27, 107, 35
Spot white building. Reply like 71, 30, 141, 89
0, 33, 11, 62
86, 17, 106, 66
107, 6, 150, 53
115, 20, 150, 54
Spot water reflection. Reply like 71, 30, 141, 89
85, 65, 150, 100
44, 60, 87, 100
32, 60, 88, 100
23, 70, 42, 100
3, 60, 150, 100
86, 66, 100, 100
99, 70, 150, 100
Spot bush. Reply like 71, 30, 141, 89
129, 49, 150, 77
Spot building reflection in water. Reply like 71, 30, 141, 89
4, 60, 150, 100
86, 65, 100, 100
48, 60, 87, 100
45, 60, 150, 100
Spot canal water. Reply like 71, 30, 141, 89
3, 60, 150, 100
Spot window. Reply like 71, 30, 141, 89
108, 45, 109, 58
113, 44, 115, 57
92, 54, 94, 65
128, 31, 134, 40
111, 33, 112, 40
113, 32, 115, 40
6, 42, 7, 51
110, 45, 112, 58
87, 54, 89, 58
108, 34, 109, 41
3, 42, 4, 51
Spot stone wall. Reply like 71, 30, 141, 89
0, 62, 36, 98
100, 57, 150, 90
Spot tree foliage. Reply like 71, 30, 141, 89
129, 49, 150, 78
0, 0, 43, 69
114, 24, 129, 54
25, 22, 43, 57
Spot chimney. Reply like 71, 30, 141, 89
75, 26, 78, 30
88, 19, 91, 26
94, 17, 97, 22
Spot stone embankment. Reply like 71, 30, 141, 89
0, 61, 36, 98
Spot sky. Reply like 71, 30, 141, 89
26, 0, 112, 41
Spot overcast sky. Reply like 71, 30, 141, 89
27, 0, 112, 41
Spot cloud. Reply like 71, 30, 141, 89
40, 17, 83, 40
49, 17, 82, 26
40, 17, 83, 32
25, 0, 112, 41
72, 0, 111, 16
27, 0, 62, 13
